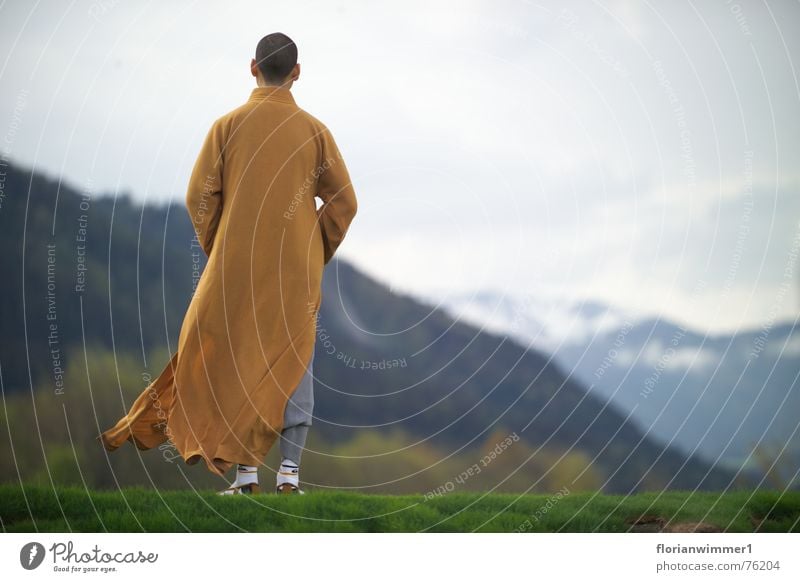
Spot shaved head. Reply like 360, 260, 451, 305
255, 33, 298, 84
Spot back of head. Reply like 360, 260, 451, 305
255, 33, 298, 85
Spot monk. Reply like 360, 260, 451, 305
97, 32, 358, 495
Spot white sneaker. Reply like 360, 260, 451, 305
276, 483, 305, 495
217, 482, 261, 495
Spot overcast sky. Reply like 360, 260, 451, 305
1, 0, 798, 334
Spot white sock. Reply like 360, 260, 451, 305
232, 464, 258, 487
277, 458, 299, 488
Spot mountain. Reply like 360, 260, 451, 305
440, 291, 800, 486
440, 290, 642, 353
0, 162, 198, 392
0, 161, 755, 493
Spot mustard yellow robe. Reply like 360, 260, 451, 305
97, 86, 357, 477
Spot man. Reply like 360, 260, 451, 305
97, 32, 358, 495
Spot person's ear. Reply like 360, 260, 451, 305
291, 63, 300, 82
250, 58, 259, 78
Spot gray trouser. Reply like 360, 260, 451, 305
279, 345, 314, 465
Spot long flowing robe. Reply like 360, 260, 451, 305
97, 85, 357, 477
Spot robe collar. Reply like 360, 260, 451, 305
248, 85, 296, 105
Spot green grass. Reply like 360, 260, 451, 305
1, 484, 798, 532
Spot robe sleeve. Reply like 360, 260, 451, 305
186, 120, 225, 256
316, 126, 358, 264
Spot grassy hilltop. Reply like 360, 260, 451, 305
1, 484, 798, 533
